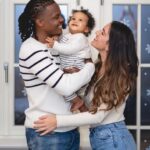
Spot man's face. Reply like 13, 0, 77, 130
38, 3, 64, 36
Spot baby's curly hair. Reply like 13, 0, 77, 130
68, 8, 95, 36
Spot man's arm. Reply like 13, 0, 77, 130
19, 45, 95, 96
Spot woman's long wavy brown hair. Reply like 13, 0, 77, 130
87, 21, 138, 113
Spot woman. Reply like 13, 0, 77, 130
34, 21, 138, 150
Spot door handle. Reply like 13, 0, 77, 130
4, 63, 8, 83
100, 0, 104, 5
76, 0, 80, 6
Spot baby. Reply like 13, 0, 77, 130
46, 9, 95, 111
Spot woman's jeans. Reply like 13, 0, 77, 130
26, 128, 80, 150
90, 121, 136, 150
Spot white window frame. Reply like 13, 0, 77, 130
0, 0, 4, 136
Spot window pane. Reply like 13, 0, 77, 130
141, 5, 150, 63
15, 67, 28, 125
113, 5, 137, 125
141, 130, 150, 150
130, 130, 136, 143
113, 5, 137, 42
15, 5, 25, 63
141, 68, 150, 125
124, 93, 136, 125
15, 4, 68, 63
59, 5, 68, 29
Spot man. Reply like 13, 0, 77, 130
18, 0, 95, 149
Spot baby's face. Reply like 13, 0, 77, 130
68, 12, 89, 34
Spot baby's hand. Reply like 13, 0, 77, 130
45, 36, 58, 48
70, 96, 84, 112
45, 37, 54, 48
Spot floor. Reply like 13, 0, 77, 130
0, 148, 91, 150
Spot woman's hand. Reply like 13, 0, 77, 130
33, 114, 57, 135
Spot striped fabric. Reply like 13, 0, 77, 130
19, 38, 63, 89
53, 33, 91, 101
54, 33, 91, 70
18, 37, 95, 131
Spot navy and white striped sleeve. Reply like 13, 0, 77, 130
19, 46, 95, 96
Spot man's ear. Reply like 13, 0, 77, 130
35, 18, 44, 27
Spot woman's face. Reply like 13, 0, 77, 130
91, 23, 111, 52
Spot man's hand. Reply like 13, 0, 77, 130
70, 96, 84, 112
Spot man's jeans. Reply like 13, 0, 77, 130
90, 121, 136, 150
26, 128, 80, 150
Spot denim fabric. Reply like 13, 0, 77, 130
89, 121, 136, 150
26, 128, 80, 150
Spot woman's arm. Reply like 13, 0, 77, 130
34, 104, 110, 135
57, 109, 110, 127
